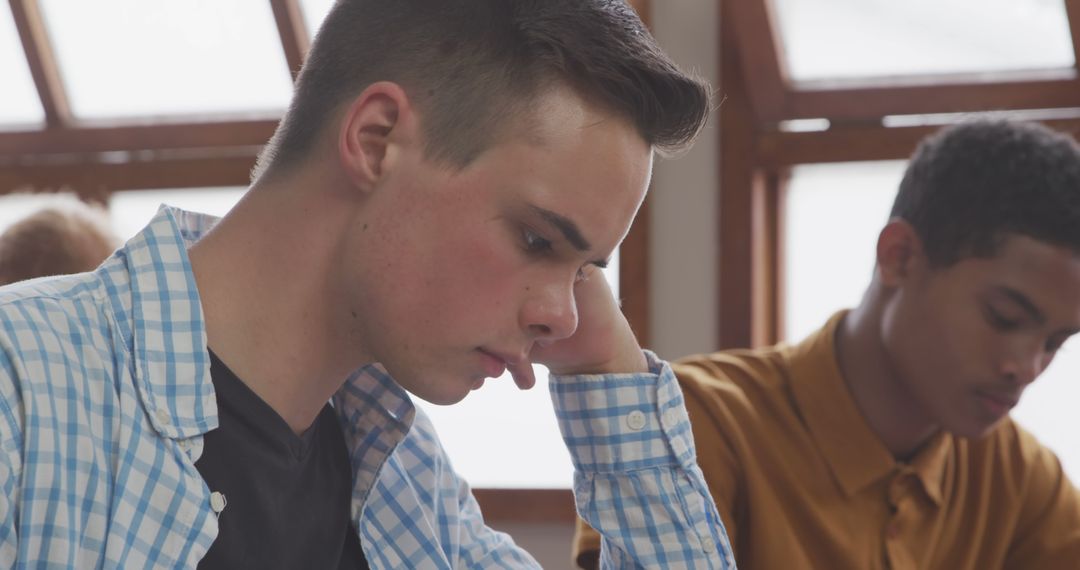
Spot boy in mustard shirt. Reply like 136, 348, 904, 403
576, 119, 1080, 569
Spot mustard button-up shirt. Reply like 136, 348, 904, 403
576, 311, 1080, 569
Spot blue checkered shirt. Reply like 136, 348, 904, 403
0, 206, 735, 568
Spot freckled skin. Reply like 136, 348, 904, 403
335, 88, 651, 405
189, 84, 652, 429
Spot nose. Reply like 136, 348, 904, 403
520, 282, 579, 342
1000, 343, 1053, 387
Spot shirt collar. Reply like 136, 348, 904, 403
787, 311, 949, 507
334, 363, 416, 503
120, 205, 221, 440
118, 205, 419, 468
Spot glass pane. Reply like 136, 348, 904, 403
772, 0, 1075, 81
784, 161, 904, 342
416, 257, 619, 489
0, 192, 81, 234
0, 2, 44, 127
109, 187, 247, 239
38, 1, 293, 119
300, 0, 335, 39
415, 368, 572, 489
784, 160, 1080, 482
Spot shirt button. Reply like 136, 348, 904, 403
210, 492, 227, 514
625, 410, 647, 431
156, 409, 172, 425
700, 535, 716, 553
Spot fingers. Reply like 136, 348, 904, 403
508, 361, 537, 390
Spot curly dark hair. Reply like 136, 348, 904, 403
891, 119, 1080, 266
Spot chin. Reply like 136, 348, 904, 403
424, 393, 469, 406
946, 417, 1003, 441
408, 383, 471, 406
386, 367, 470, 406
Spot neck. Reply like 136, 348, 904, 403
189, 170, 372, 434
836, 290, 940, 459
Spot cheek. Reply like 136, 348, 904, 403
424, 233, 524, 320
912, 291, 997, 388
886, 289, 960, 386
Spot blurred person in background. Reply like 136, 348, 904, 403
0, 193, 119, 286
574, 119, 1080, 570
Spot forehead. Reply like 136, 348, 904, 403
470, 88, 652, 248
955, 235, 1080, 321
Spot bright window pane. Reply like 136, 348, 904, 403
784, 161, 1080, 482
415, 369, 572, 489
109, 187, 247, 239
0, 193, 81, 234
784, 161, 904, 343
772, 0, 1075, 81
39, 0, 293, 119
300, 0, 335, 39
0, 2, 44, 127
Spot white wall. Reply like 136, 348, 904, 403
649, 0, 722, 359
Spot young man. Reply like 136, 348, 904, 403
0, 195, 118, 286
0, 1, 735, 568
575, 119, 1080, 569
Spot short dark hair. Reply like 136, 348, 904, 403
256, 0, 710, 177
891, 119, 1080, 266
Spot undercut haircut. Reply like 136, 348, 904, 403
891, 119, 1080, 267
255, 0, 710, 178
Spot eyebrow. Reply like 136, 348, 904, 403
995, 286, 1047, 326
530, 205, 591, 251
528, 205, 609, 268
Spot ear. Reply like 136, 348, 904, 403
876, 218, 927, 287
337, 81, 415, 192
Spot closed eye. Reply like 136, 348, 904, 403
984, 305, 1022, 332
522, 226, 605, 283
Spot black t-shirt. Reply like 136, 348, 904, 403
195, 350, 369, 569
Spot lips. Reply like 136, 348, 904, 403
476, 347, 528, 379
477, 349, 508, 378
975, 389, 1020, 416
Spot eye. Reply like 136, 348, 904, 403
522, 228, 553, 254
984, 305, 1021, 332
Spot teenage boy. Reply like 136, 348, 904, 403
575, 119, 1080, 569
0, 1, 734, 568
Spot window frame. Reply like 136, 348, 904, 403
718, 0, 1080, 349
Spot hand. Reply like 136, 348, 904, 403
520, 267, 648, 384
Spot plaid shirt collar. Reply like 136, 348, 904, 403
114, 205, 418, 449
113, 205, 221, 441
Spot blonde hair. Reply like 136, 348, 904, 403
0, 194, 120, 286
